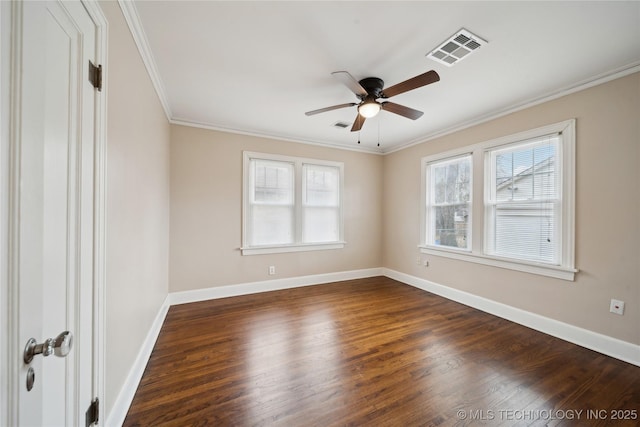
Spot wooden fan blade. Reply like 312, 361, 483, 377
351, 114, 366, 132
381, 70, 440, 98
332, 71, 368, 97
381, 102, 424, 120
305, 103, 357, 116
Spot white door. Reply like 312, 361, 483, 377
11, 1, 102, 425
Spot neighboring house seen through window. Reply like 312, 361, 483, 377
420, 120, 576, 280
485, 136, 559, 264
425, 154, 472, 251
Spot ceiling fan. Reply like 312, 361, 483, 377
305, 70, 440, 132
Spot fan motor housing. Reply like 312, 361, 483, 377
358, 77, 384, 98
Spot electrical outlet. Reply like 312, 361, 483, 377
609, 299, 625, 315
268, 266, 276, 275
416, 256, 421, 265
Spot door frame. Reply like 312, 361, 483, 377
0, 1, 108, 425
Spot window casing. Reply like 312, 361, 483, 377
485, 136, 560, 264
425, 154, 472, 251
247, 158, 295, 247
243, 152, 344, 255
420, 120, 576, 280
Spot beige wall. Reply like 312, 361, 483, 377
383, 72, 640, 345
169, 125, 383, 291
101, 1, 171, 416
98, 3, 637, 415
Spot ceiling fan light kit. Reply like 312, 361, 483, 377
358, 98, 381, 118
305, 70, 440, 135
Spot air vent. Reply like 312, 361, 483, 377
333, 121, 350, 129
427, 28, 487, 67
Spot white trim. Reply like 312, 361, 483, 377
173, 64, 639, 156
3, 1, 23, 425
240, 242, 345, 256
0, 1, 14, 425
383, 268, 640, 367
3, 2, 108, 423
107, 266, 638, 421
419, 246, 576, 281
170, 268, 383, 305
171, 62, 639, 157
81, 0, 108, 424
117, 0, 172, 120
384, 62, 640, 154
422, 152, 473, 251
242, 151, 345, 254
105, 296, 171, 427
170, 118, 384, 155
109, 0, 639, 157
420, 120, 576, 281
106, 268, 382, 422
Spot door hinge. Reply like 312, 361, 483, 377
88, 61, 102, 92
85, 397, 99, 426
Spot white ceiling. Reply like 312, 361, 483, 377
129, 1, 640, 153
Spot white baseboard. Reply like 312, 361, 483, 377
169, 267, 384, 305
383, 268, 640, 367
106, 266, 638, 425
106, 295, 171, 427
105, 267, 382, 425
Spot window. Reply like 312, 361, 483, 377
420, 120, 576, 280
485, 136, 559, 264
425, 154, 472, 251
302, 164, 341, 243
243, 152, 344, 255
248, 159, 294, 246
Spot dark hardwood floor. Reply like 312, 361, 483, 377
124, 277, 640, 426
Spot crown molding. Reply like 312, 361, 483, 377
117, 0, 172, 120
383, 62, 640, 154
114, 2, 638, 157
169, 118, 385, 155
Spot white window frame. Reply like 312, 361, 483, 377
242, 151, 345, 255
420, 120, 577, 281
423, 153, 473, 252
484, 136, 561, 264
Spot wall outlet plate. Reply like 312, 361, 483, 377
609, 299, 625, 315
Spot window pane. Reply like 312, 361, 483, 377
252, 159, 293, 205
493, 202, 557, 263
494, 138, 557, 202
303, 207, 339, 243
244, 152, 344, 251
487, 135, 561, 264
432, 158, 471, 204
427, 155, 472, 250
303, 164, 340, 243
433, 204, 470, 249
250, 205, 293, 246
304, 164, 339, 206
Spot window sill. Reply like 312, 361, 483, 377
241, 241, 346, 256
418, 245, 577, 281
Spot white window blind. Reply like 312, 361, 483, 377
485, 135, 560, 264
420, 119, 576, 280
242, 152, 344, 255
426, 154, 472, 250
302, 164, 340, 243
248, 159, 294, 246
